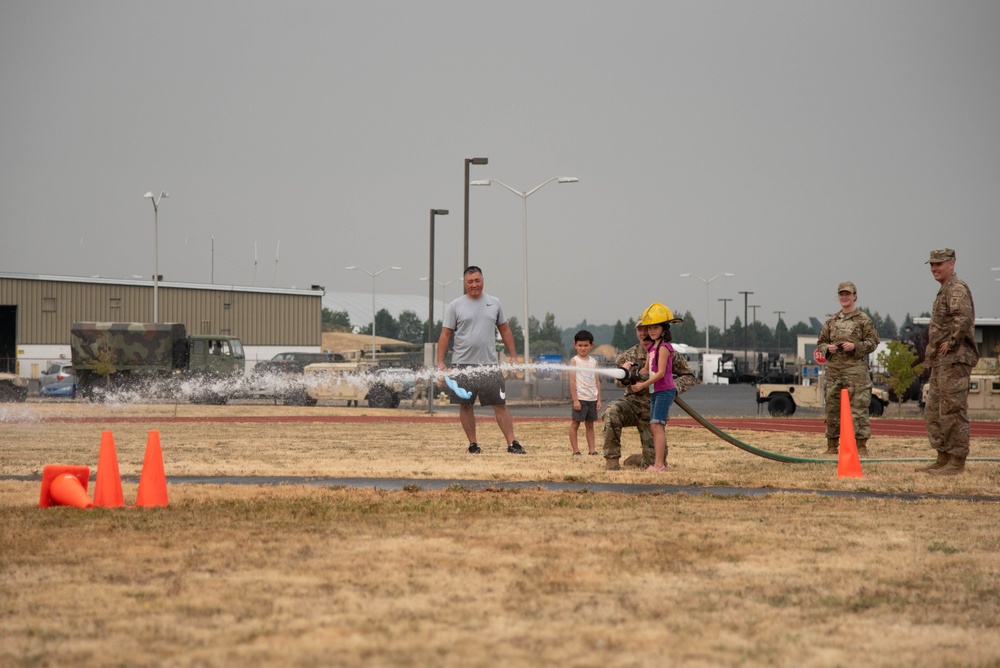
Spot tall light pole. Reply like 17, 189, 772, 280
750, 304, 761, 370
425, 209, 449, 414
680, 272, 734, 353
471, 176, 578, 389
718, 298, 732, 351
346, 265, 402, 361
419, 277, 456, 323
739, 291, 753, 371
463, 157, 488, 273
143, 191, 169, 323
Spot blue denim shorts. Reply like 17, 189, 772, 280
650, 388, 677, 425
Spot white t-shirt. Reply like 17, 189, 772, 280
443, 293, 507, 365
571, 355, 599, 401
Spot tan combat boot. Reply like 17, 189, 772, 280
622, 454, 644, 468
856, 439, 869, 457
914, 451, 949, 473
927, 455, 966, 476
605, 457, 621, 471
824, 438, 838, 455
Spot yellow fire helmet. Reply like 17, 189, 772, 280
640, 302, 682, 326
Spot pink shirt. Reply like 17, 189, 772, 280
645, 341, 676, 392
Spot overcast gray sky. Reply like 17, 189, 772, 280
2, 1, 998, 336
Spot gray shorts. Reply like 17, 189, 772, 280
571, 400, 599, 423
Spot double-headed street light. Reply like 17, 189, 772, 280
463, 158, 488, 272
143, 191, 169, 323
419, 277, 456, 323
471, 176, 578, 388
346, 265, 402, 361
680, 272, 734, 353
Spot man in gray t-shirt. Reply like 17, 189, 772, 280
436, 266, 526, 455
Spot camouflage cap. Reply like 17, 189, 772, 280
837, 281, 856, 294
926, 248, 956, 264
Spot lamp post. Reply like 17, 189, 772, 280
425, 209, 449, 414
419, 277, 456, 323
345, 265, 402, 361
680, 272, 734, 353
739, 291, 753, 370
718, 298, 732, 351
471, 176, 578, 389
463, 158, 488, 273
143, 191, 169, 323
750, 304, 761, 370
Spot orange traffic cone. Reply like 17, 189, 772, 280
136, 430, 168, 507
39, 465, 93, 509
836, 388, 864, 478
94, 430, 125, 508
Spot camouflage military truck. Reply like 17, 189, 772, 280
0, 371, 29, 402
71, 322, 245, 403
756, 376, 889, 417
303, 350, 407, 408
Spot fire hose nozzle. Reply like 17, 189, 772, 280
614, 366, 644, 386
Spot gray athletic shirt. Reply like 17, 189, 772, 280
443, 293, 507, 365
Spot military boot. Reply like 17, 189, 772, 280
623, 454, 644, 468
927, 455, 966, 476
856, 439, 869, 458
605, 457, 621, 471
824, 438, 838, 455
914, 451, 949, 473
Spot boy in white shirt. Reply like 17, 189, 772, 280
569, 330, 602, 456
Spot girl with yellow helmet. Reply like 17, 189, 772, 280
631, 302, 682, 471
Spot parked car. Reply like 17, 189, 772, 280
40, 376, 78, 399
40, 363, 73, 387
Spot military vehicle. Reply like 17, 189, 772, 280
0, 371, 29, 402
304, 350, 410, 408
920, 357, 1000, 414
70, 322, 245, 402
756, 374, 889, 417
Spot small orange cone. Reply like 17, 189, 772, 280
39, 465, 93, 509
836, 388, 864, 478
94, 430, 125, 508
136, 430, 168, 507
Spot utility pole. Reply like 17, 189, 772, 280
750, 304, 761, 372
738, 291, 753, 371
773, 310, 785, 354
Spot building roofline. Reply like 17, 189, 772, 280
0, 272, 324, 296
911, 317, 1000, 326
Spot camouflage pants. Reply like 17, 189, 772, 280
925, 363, 972, 458
601, 394, 655, 464
824, 366, 873, 440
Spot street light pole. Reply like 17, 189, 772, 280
680, 272, 734, 353
345, 265, 402, 361
471, 176, 578, 391
718, 298, 732, 351
143, 191, 169, 323
426, 209, 449, 414
463, 157, 488, 274
750, 304, 761, 370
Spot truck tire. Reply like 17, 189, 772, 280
767, 394, 796, 416
367, 383, 394, 409
868, 396, 884, 417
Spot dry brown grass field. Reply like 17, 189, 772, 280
2, 402, 1000, 667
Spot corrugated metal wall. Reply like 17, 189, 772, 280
0, 277, 322, 346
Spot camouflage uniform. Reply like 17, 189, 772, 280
602, 343, 696, 467
816, 309, 879, 441
925, 273, 977, 459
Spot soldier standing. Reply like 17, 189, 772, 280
919, 248, 978, 475
816, 281, 880, 456
601, 317, 696, 470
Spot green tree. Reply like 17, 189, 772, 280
671, 311, 699, 346
396, 310, 425, 345
611, 320, 629, 351
360, 309, 399, 340
877, 341, 924, 414
321, 308, 352, 332
507, 315, 524, 352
